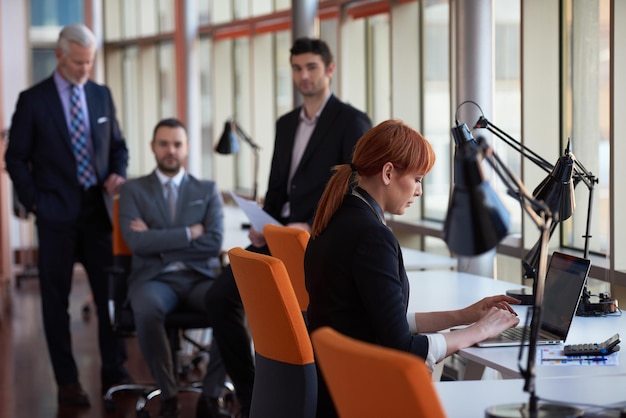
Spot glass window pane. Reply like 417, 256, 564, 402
562, 0, 610, 256
30, 0, 83, 27
212, 1, 233, 24
234, 38, 253, 195
367, 14, 391, 123
274, 0, 290, 12
32, 49, 57, 84
138, 0, 159, 37
234, 0, 250, 20
274, 30, 292, 118
252, 0, 272, 16
199, 36, 214, 179
320, 19, 339, 96
158, 0, 175, 33
422, 0, 450, 222
492, 0, 522, 236
198, 0, 211, 25
104, 0, 122, 41
159, 42, 176, 118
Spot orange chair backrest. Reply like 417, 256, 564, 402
112, 198, 132, 256
311, 327, 447, 418
263, 224, 310, 312
228, 247, 314, 365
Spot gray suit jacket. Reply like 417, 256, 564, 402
118, 171, 224, 297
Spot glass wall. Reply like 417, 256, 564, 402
561, 0, 610, 257
30, 0, 84, 84
94, 0, 626, 292
422, 0, 450, 222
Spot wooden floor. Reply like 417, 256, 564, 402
0, 269, 208, 418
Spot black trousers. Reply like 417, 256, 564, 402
204, 244, 267, 410
36, 188, 127, 386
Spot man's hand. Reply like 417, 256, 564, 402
189, 223, 205, 240
248, 227, 266, 248
129, 218, 148, 232
104, 173, 125, 196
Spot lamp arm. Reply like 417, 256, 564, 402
234, 124, 261, 151
477, 135, 553, 413
569, 156, 598, 259
475, 117, 554, 174
477, 137, 550, 231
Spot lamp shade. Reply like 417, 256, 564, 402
532, 143, 575, 222
215, 120, 240, 155
444, 124, 511, 256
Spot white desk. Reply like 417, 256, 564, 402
401, 247, 457, 271
408, 270, 626, 379
223, 204, 251, 251
435, 375, 626, 418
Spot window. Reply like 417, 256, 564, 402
422, 0, 450, 222
561, 0, 610, 257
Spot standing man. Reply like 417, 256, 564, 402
119, 118, 225, 418
5, 23, 129, 406
202, 37, 372, 418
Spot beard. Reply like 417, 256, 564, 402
156, 159, 181, 175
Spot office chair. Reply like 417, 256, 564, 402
311, 326, 446, 418
228, 247, 317, 418
262, 224, 310, 314
103, 198, 221, 417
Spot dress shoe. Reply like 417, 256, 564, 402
57, 382, 90, 407
159, 395, 180, 418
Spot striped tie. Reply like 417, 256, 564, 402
69, 85, 97, 189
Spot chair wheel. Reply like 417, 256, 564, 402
104, 399, 116, 413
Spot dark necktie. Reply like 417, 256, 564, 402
165, 180, 177, 221
69, 85, 97, 189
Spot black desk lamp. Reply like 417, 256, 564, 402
444, 122, 583, 417
474, 112, 607, 315
216, 119, 261, 202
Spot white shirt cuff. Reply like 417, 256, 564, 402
407, 312, 418, 333
407, 312, 447, 370
425, 333, 447, 371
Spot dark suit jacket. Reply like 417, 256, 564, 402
119, 172, 224, 297
263, 94, 371, 225
5, 75, 128, 223
305, 192, 429, 358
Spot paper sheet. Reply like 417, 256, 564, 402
538, 347, 619, 366
229, 191, 281, 231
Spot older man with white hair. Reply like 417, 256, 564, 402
5, 23, 130, 407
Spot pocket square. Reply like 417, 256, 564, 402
188, 199, 205, 206
97, 116, 108, 124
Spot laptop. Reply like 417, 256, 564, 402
476, 252, 591, 347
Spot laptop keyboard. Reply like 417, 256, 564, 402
501, 326, 531, 341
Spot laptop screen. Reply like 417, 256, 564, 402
541, 252, 591, 338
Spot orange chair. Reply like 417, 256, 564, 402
263, 224, 310, 314
228, 247, 317, 418
311, 326, 446, 418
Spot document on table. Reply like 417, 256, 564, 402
538, 347, 619, 366
229, 191, 281, 231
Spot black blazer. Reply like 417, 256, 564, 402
5, 75, 128, 223
263, 94, 371, 225
305, 192, 429, 358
